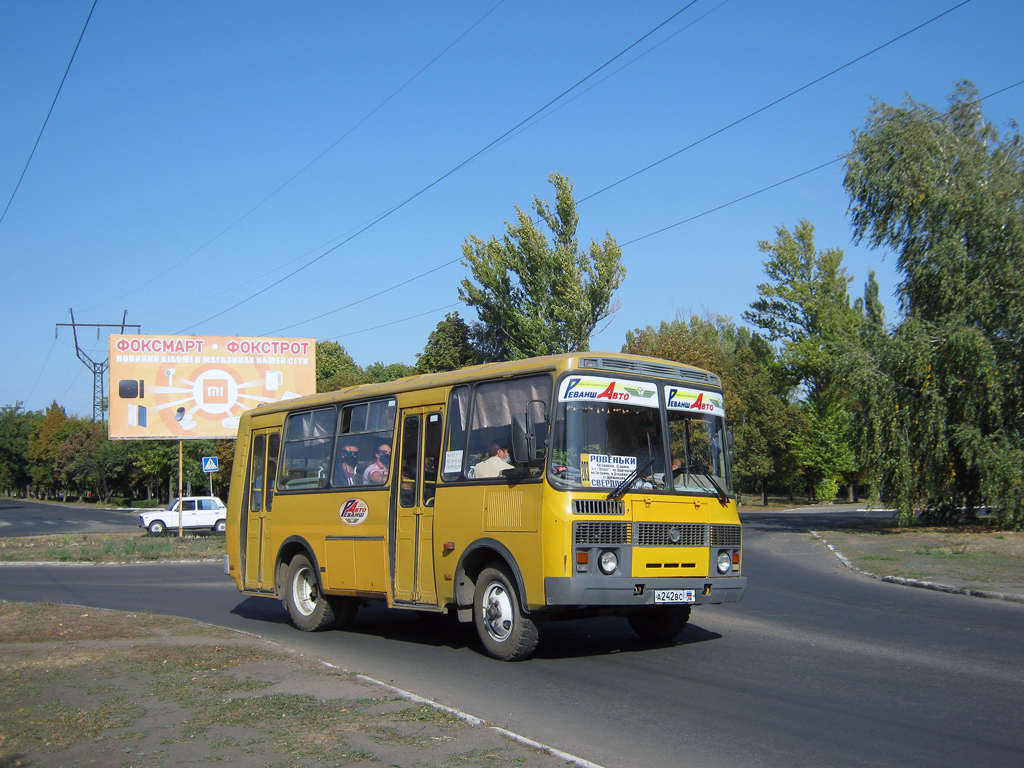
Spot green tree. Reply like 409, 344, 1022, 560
364, 362, 418, 383
316, 341, 364, 392
0, 403, 42, 496
743, 220, 858, 399
623, 314, 799, 503
416, 312, 479, 373
459, 172, 626, 361
844, 82, 1024, 527
743, 221, 865, 499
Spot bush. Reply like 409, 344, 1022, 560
130, 499, 162, 509
814, 477, 839, 503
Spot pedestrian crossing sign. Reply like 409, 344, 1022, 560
202, 456, 219, 472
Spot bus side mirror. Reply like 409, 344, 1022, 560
727, 426, 736, 463
511, 412, 537, 465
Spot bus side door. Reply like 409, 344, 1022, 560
243, 429, 280, 591
392, 408, 443, 605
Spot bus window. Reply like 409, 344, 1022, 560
335, 398, 396, 487
464, 375, 551, 480
266, 432, 280, 510
250, 433, 265, 511
399, 415, 420, 507
441, 386, 470, 482
423, 412, 442, 505
280, 407, 335, 490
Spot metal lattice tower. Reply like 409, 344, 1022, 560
56, 309, 140, 423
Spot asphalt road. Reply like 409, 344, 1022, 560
1, 505, 1021, 768
0, 497, 142, 537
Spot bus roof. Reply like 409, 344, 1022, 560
249, 351, 721, 417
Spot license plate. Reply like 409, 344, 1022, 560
654, 589, 696, 604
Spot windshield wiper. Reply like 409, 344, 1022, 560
673, 463, 731, 505
607, 456, 656, 500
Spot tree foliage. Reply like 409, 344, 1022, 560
316, 341, 364, 393
459, 172, 626, 361
623, 314, 799, 500
743, 219, 858, 400
844, 81, 1024, 527
416, 312, 479, 374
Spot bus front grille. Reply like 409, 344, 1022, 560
574, 521, 631, 545
572, 499, 625, 515
636, 523, 708, 547
711, 524, 742, 546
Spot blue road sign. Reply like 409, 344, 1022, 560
202, 456, 219, 473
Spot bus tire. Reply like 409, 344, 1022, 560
473, 562, 538, 661
627, 605, 691, 642
284, 553, 337, 632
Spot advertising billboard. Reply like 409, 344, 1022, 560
108, 335, 316, 439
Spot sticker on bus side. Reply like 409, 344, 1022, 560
581, 453, 637, 487
339, 498, 369, 525
664, 386, 726, 417
558, 376, 658, 407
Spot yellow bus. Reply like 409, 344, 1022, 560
225, 352, 745, 660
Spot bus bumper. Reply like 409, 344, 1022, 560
544, 575, 746, 607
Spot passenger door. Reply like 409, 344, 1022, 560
391, 408, 443, 605
243, 429, 281, 591
180, 499, 198, 529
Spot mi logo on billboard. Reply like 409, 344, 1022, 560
205, 379, 229, 405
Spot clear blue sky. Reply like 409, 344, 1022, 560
2, 0, 1021, 418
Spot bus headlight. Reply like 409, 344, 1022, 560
598, 550, 618, 575
717, 550, 732, 574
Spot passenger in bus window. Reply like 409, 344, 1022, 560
473, 441, 513, 479
363, 443, 391, 485
338, 444, 361, 486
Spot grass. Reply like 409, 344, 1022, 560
0, 531, 224, 563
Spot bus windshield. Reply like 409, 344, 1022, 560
549, 375, 732, 495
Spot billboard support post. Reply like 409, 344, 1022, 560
177, 440, 183, 538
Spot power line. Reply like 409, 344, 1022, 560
174, 1, 703, 334
265, 258, 463, 335
90, 0, 507, 312
618, 78, 1024, 247
0, 0, 97, 228
578, 0, 971, 203
320, 302, 462, 343
486, 0, 732, 158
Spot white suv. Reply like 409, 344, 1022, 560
139, 496, 227, 534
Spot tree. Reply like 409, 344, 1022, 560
416, 312, 479, 374
0, 403, 42, 496
743, 220, 858, 400
844, 82, 1024, 527
743, 221, 865, 501
364, 362, 418, 383
459, 172, 626, 361
316, 341, 364, 393
623, 314, 800, 503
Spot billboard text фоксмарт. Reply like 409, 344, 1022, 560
108, 334, 315, 439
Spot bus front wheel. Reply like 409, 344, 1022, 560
473, 562, 539, 661
284, 554, 338, 632
627, 605, 691, 642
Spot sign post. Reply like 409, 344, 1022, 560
177, 440, 184, 538
202, 456, 219, 496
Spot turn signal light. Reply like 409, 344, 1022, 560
576, 551, 589, 564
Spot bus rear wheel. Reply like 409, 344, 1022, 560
284, 554, 338, 632
627, 605, 691, 642
473, 562, 538, 661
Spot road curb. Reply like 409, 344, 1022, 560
808, 529, 1024, 605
